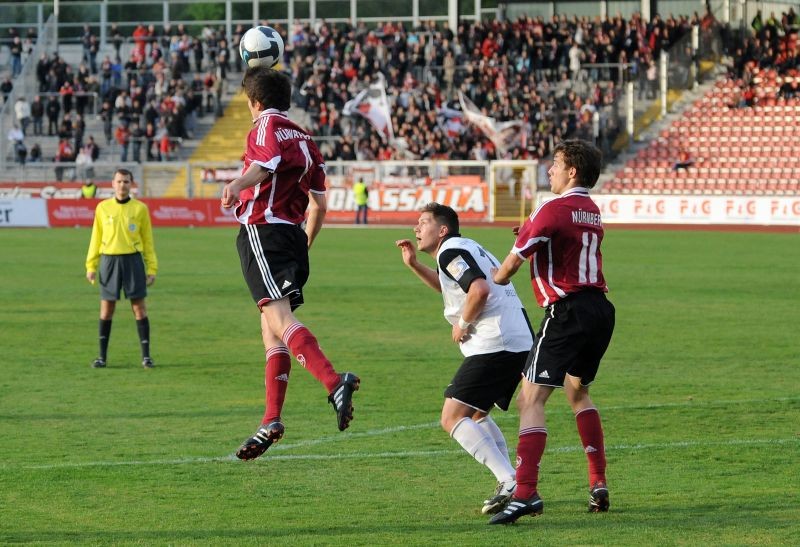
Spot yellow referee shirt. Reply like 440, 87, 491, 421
85, 198, 158, 276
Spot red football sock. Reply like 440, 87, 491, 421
262, 346, 291, 424
282, 323, 340, 392
514, 427, 547, 500
576, 407, 606, 486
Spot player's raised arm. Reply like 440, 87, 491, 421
396, 239, 441, 292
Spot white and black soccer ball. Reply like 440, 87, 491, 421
239, 26, 285, 68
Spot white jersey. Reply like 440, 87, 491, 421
437, 236, 534, 357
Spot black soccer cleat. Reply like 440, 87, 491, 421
235, 420, 285, 461
482, 480, 517, 515
91, 358, 106, 368
589, 481, 610, 512
488, 494, 544, 525
142, 357, 155, 369
328, 372, 360, 431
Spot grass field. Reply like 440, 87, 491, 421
1, 226, 798, 545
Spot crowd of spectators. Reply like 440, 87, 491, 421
8, 7, 799, 171
5, 21, 240, 169
280, 10, 721, 162
730, 8, 800, 81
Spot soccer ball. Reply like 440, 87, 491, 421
239, 26, 284, 68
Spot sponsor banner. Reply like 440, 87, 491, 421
0, 182, 120, 200
46, 199, 240, 227
0, 199, 49, 227
324, 184, 490, 223
200, 167, 240, 184
47, 201, 97, 226
539, 195, 800, 226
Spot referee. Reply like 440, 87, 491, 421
85, 168, 158, 369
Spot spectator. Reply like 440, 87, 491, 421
60, 79, 75, 114
110, 23, 124, 62
44, 95, 60, 136
73, 113, 86, 151
130, 121, 144, 163
673, 148, 695, 171
10, 36, 23, 77
30, 95, 44, 136
81, 135, 100, 179
99, 99, 114, 145
0, 76, 12, 105
55, 137, 75, 182
8, 124, 25, 165
15, 97, 31, 136
115, 123, 131, 162
29, 142, 42, 162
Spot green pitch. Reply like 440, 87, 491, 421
1, 226, 798, 545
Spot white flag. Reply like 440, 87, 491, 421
458, 91, 523, 155
343, 75, 395, 142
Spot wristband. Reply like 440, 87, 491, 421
457, 317, 472, 330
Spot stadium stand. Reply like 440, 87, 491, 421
4, 10, 708, 179
8, 4, 800, 201
604, 17, 800, 197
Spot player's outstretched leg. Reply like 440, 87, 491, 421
327, 372, 360, 431
482, 479, 517, 515
235, 419, 285, 460
589, 481, 610, 512
488, 494, 544, 525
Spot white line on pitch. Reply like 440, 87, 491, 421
275, 395, 799, 449
8, 437, 797, 471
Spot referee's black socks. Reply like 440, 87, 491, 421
136, 317, 150, 359
98, 319, 112, 361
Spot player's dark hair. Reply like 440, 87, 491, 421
114, 168, 134, 182
242, 67, 291, 111
421, 202, 459, 235
553, 139, 602, 188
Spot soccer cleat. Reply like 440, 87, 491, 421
327, 372, 360, 431
142, 357, 155, 369
588, 481, 610, 512
482, 480, 517, 515
488, 494, 544, 525
235, 420, 285, 460
91, 358, 106, 368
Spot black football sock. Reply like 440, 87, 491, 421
136, 317, 150, 359
99, 319, 112, 360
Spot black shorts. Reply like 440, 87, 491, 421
524, 290, 615, 388
99, 253, 147, 301
444, 350, 527, 413
237, 223, 309, 310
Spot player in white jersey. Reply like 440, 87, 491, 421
396, 202, 534, 516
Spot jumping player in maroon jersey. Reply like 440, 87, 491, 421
221, 67, 360, 460
489, 139, 616, 523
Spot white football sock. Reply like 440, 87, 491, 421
476, 415, 512, 465
451, 417, 515, 484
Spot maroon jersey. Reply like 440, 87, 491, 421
512, 187, 608, 307
234, 109, 326, 225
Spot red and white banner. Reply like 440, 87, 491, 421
0, 181, 118, 200
46, 199, 241, 227
4, 193, 798, 228
539, 194, 800, 226
324, 183, 490, 223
